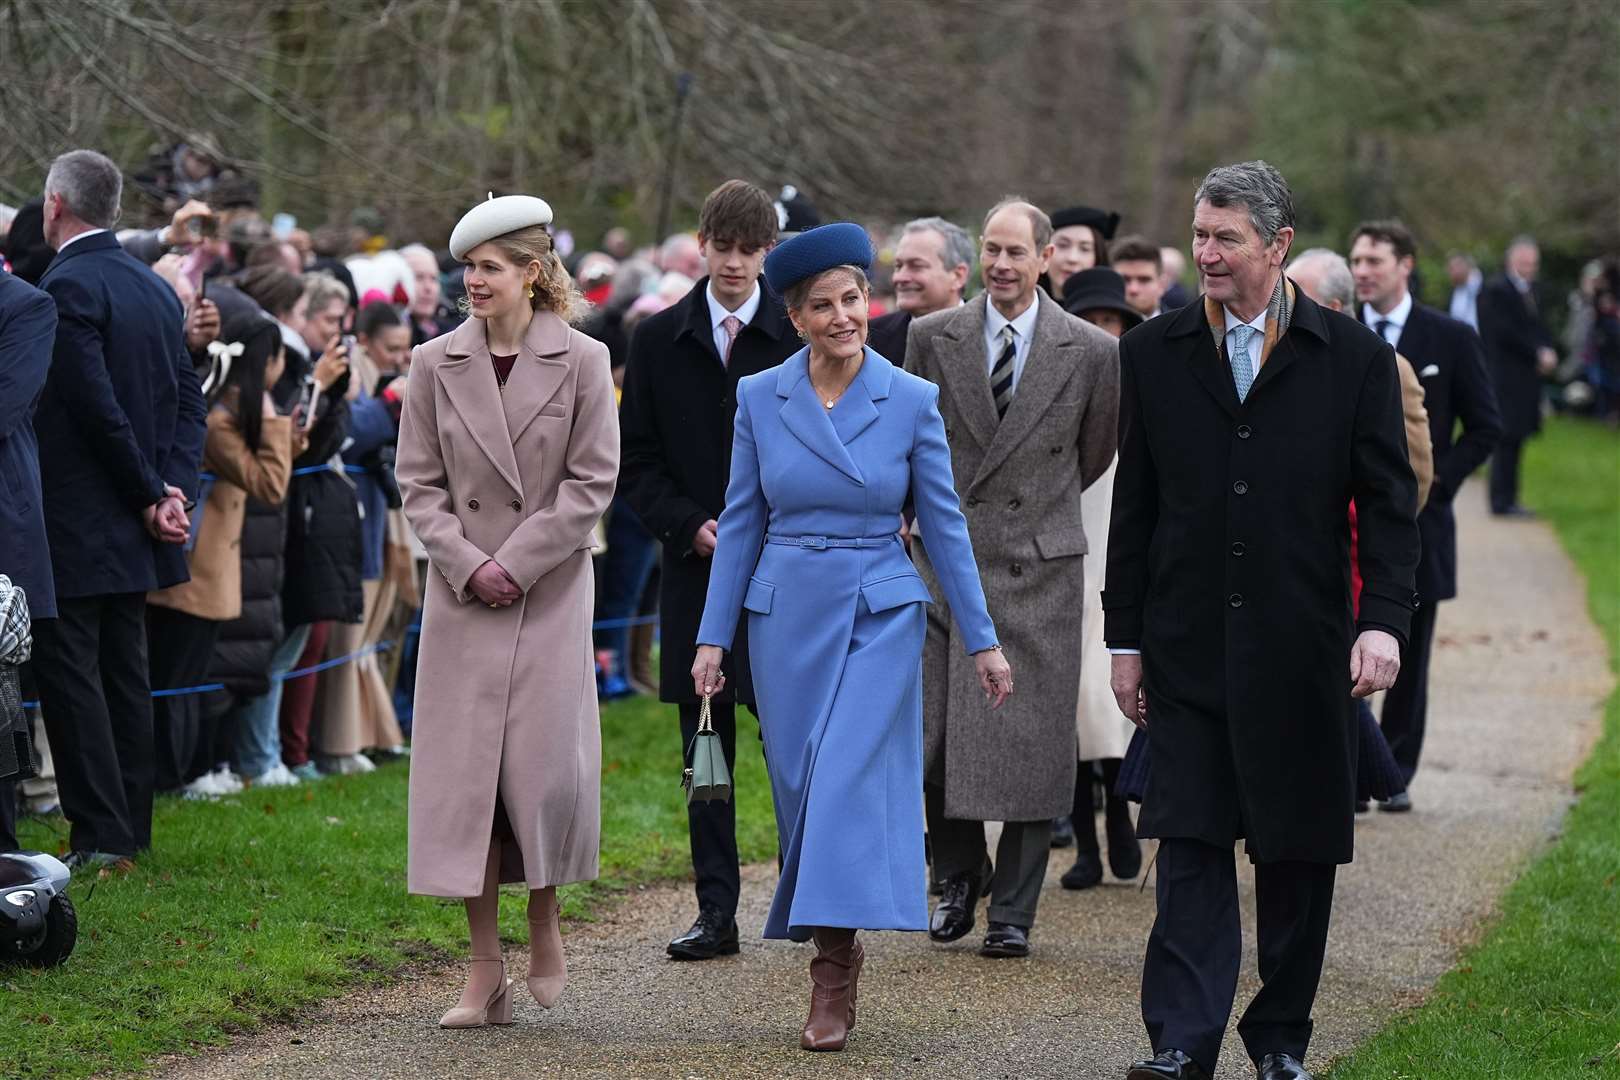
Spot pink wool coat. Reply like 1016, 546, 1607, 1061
397, 310, 618, 897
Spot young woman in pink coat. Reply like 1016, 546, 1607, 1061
396, 196, 618, 1028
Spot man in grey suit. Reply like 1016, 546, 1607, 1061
906, 198, 1120, 958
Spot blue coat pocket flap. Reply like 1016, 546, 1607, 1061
743, 577, 775, 614
860, 573, 934, 613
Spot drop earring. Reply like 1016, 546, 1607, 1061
526, 285, 536, 300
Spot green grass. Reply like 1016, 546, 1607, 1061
1328, 417, 1620, 1078
1, 695, 778, 1079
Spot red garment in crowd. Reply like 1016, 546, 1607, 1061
1348, 501, 1363, 619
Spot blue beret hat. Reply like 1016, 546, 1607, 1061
763, 222, 873, 296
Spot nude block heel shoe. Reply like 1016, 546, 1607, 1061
439, 959, 515, 1028
527, 906, 568, 1008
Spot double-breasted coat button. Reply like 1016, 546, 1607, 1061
1008, 498, 1021, 510
1231, 541, 1246, 556
1237, 425, 1253, 439
467, 498, 480, 511
946, 426, 954, 440
1233, 480, 1249, 495
1050, 446, 1063, 455
1228, 593, 1244, 608
510, 499, 522, 511
967, 496, 980, 508
1010, 563, 1023, 577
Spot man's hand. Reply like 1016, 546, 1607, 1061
167, 200, 213, 246
145, 485, 190, 544
469, 559, 522, 607
1536, 345, 1558, 376
1349, 629, 1402, 698
1110, 653, 1148, 729
691, 519, 719, 558
186, 298, 220, 353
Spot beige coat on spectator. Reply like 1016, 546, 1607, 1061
397, 312, 618, 897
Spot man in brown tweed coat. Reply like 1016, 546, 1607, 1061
905, 197, 1119, 959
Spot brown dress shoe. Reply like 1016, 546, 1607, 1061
800, 927, 858, 1051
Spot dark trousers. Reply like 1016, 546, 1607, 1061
279, 621, 330, 767
1072, 758, 1128, 855
1380, 598, 1440, 783
1142, 838, 1337, 1075
147, 606, 220, 791
927, 782, 1052, 928
595, 500, 659, 667
0, 778, 15, 852
1488, 437, 1524, 511
680, 699, 747, 917
29, 594, 154, 856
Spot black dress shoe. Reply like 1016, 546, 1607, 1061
63, 850, 134, 871
929, 867, 985, 942
1491, 504, 1536, 519
1256, 1051, 1313, 1079
1126, 1048, 1209, 1080
1061, 850, 1103, 890
979, 921, 1030, 958
1050, 815, 1076, 848
1105, 799, 1142, 879
1354, 799, 1370, 813
666, 907, 740, 960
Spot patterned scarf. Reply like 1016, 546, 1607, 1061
0, 575, 30, 665
1205, 273, 1295, 372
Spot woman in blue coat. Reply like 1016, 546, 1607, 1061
695, 224, 1012, 1052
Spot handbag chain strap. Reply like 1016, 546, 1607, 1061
697, 692, 713, 734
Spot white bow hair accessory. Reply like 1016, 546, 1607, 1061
203, 338, 246, 395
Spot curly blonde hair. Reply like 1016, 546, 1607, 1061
471, 225, 588, 324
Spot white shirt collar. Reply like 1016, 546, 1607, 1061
706, 280, 761, 331
1362, 289, 1412, 330
1222, 304, 1268, 336
1507, 270, 1532, 294
56, 227, 108, 254
985, 289, 1042, 345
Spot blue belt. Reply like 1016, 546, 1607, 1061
764, 533, 896, 550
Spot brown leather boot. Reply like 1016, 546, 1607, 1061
847, 936, 864, 1031
800, 927, 857, 1051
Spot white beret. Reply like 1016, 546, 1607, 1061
448, 194, 554, 261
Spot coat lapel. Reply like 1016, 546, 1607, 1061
1247, 287, 1327, 401
828, 347, 888, 447
436, 319, 522, 493
1176, 295, 1240, 417
935, 298, 999, 450
973, 295, 1073, 487
776, 350, 864, 485
503, 311, 572, 443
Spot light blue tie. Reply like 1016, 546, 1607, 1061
1228, 323, 1257, 402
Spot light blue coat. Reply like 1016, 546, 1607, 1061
698, 347, 997, 941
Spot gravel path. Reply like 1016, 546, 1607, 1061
154, 488, 1610, 1080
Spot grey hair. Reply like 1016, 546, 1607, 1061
902, 216, 975, 274
1507, 233, 1538, 256
301, 271, 350, 316
1193, 160, 1295, 248
782, 264, 870, 314
399, 242, 437, 265
981, 197, 1053, 250
44, 149, 123, 229
1288, 248, 1355, 309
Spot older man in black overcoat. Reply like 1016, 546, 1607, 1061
618, 180, 797, 960
1106, 162, 1419, 1080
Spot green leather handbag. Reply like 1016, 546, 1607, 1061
682, 694, 732, 805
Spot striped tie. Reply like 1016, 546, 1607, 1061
1228, 323, 1256, 402
991, 325, 1017, 418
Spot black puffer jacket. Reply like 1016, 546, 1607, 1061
204, 494, 287, 698
278, 358, 364, 629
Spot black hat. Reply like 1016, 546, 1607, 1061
1050, 205, 1121, 240
1060, 267, 1142, 329
2, 199, 52, 286
774, 185, 822, 236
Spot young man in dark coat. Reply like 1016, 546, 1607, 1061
618, 180, 796, 959
0, 269, 57, 852
1106, 162, 1419, 1080
1350, 220, 1502, 805
31, 150, 207, 866
1476, 236, 1557, 517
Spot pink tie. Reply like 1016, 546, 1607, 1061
721, 315, 742, 368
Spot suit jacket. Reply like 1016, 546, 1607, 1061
905, 291, 1119, 820
36, 232, 206, 599
1104, 289, 1419, 864
0, 271, 58, 618
866, 310, 913, 366
1477, 273, 1553, 439
1363, 300, 1501, 601
618, 278, 797, 704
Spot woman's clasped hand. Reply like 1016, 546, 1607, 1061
975, 646, 1013, 709
469, 559, 522, 607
